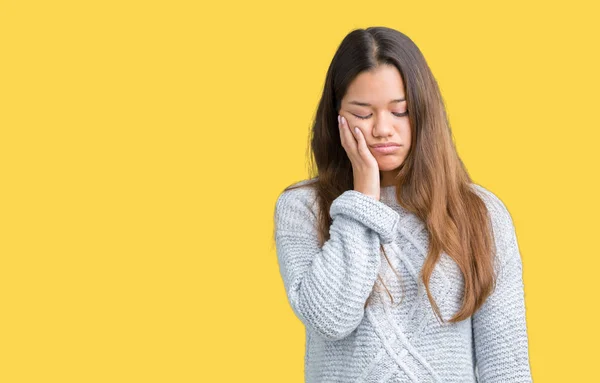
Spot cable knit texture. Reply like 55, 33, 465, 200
274, 180, 533, 382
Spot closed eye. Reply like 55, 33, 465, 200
354, 111, 409, 120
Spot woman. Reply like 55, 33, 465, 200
273, 26, 533, 382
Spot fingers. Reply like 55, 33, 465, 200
338, 115, 355, 154
352, 124, 371, 159
339, 114, 365, 159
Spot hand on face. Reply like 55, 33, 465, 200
338, 114, 381, 200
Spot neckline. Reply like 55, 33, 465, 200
380, 185, 398, 205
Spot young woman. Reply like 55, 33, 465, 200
273, 26, 532, 383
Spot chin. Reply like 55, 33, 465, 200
377, 159, 404, 171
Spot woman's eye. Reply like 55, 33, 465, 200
354, 111, 409, 119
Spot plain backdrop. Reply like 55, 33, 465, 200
1, 1, 599, 382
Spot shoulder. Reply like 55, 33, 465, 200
469, 183, 518, 254
274, 179, 319, 233
275, 179, 318, 211
469, 183, 513, 224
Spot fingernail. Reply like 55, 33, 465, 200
337, 115, 341, 125
341, 116, 346, 125
354, 127, 359, 134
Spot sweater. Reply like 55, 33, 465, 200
274, 180, 533, 382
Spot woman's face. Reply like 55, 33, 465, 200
339, 64, 412, 186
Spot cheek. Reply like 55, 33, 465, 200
352, 119, 370, 130
399, 123, 411, 140
393, 125, 403, 133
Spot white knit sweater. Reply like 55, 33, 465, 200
274, 180, 533, 382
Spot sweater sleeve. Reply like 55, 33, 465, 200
471, 187, 533, 382
274, 188, 400, 341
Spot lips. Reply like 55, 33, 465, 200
371, 145, 401, 154
371, 143, 401, 148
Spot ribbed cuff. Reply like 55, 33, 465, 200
329, 190, 400, 244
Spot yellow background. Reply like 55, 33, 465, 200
1, 0, 598, 381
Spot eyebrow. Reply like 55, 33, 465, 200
348, 98, 406, 106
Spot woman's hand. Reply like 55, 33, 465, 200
338, 114, 381, 201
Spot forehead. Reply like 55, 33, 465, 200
343, 65, 406, 104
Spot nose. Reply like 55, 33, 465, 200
371, 112, 394, 137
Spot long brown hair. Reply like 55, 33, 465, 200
278, 26, 497, 324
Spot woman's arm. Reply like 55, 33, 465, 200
471, 187, 533, 382
274, 188, 399, 341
